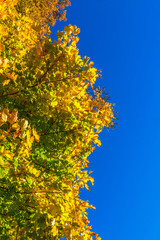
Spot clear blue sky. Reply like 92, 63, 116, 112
51, 1, 160, 239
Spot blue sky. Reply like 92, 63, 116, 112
51, 0, 160, 239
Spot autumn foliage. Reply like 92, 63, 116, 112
0, 0, 114, 239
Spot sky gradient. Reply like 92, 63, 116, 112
51, 1, 160, 239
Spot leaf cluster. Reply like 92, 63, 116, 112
0, 1, 115, 239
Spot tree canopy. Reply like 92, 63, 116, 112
0, 0, 115, 239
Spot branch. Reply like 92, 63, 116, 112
0, 55, 63, 98
0, 185, 61, 195
41, 127, 82, 136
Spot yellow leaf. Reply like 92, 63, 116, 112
1, 112, 7, 122
8, 111, 18, 124
20, 119, 28, 129
85, 184, 89, 191
0, 43, 4, 51
89, 61, 94, 67
32, 129, 40, 142
27, 129, 34, 148
0, 156, 4, 166
51, 225, 58, 237
12, 123, 20, 130
73, 28, 80, 35
1, 146, 4, 154
2, 79, 10, 86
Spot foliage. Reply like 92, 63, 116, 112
0, 0, 114, 239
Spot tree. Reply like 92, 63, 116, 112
0, 0, 114, 239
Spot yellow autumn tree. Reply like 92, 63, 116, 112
0, 0, 114, 239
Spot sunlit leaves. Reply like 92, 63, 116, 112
0, 0, 115, 239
